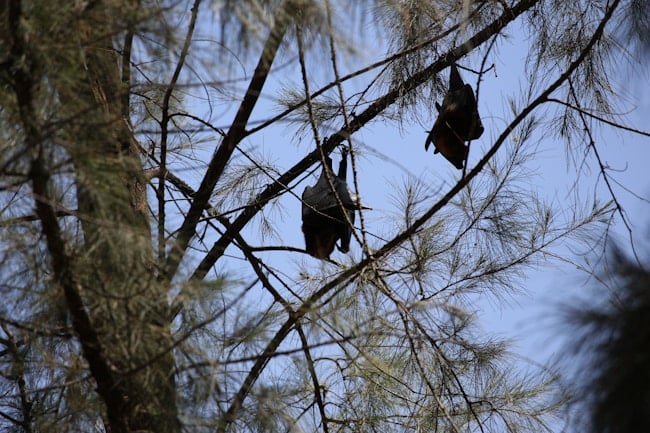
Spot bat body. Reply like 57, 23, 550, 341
425, 64, 484, 169
301, 152, 357, 259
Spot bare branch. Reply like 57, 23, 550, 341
192, 0, 543, 280
165, 1, 293, 281
158, 0, 203, 266
566, 79, 642, 265
215, 3, 621, 427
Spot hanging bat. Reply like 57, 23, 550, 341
301, 149, 358, 259
425, 63, 484, 169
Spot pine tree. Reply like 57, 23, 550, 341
0, 1, 647, 432
567, 246, 650, 433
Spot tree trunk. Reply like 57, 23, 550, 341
51, 3, 179, 432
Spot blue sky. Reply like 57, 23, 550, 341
242, 16, 650, 371
161, 2, 650, 416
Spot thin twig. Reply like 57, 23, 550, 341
165, 1, 291, 281
192, 0, 543, 280
546, 97, 650, 137
325, 0, 369, 258
214, 2, 621, 429
566, 79, 642, 265
158, 0, 202, 267
296, 324, 330, 433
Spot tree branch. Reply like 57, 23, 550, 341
0, 324, 34, 433
192, 0, 542, 280
546, 97, 650, 137
245, 1, 492, 138
165, 1, 292, 281
296, 324, 330, 433
214, 1, 621, 428
565, 80, 642, 265
8, 1, 131, 430
158, 0, 202, 267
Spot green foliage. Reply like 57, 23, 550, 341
566, 247, 650, 433
0, 0, 646, 432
